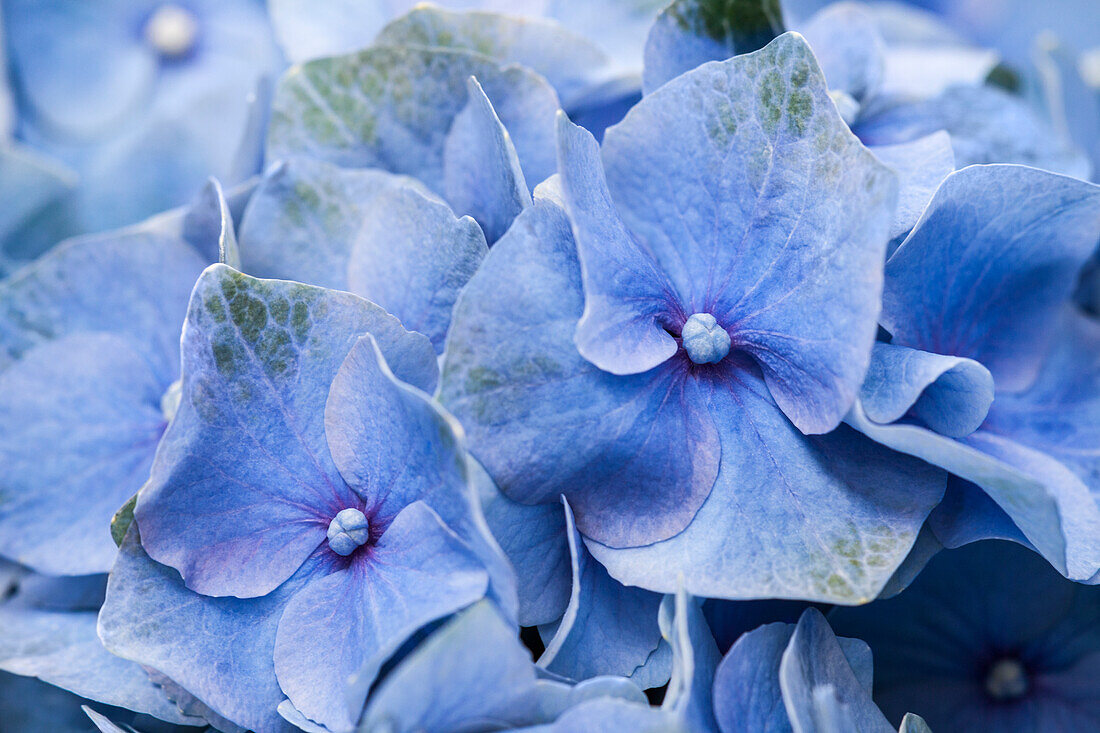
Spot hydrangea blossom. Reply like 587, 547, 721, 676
831, 540, 1100, 730
99, 266, 510, 732
1, 1, 282, 263
441, 32, 945, 603
0, 1, 1096, 729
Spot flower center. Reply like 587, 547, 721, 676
327, 508, 370, 556
160, 379, 183, 422
984, 658, 1028, 701
144, 4, 200, 58
681, 312, 731, 365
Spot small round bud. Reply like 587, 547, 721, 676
327, 508, 370, 556
985, 658, 1028, 701
144, 4, 200, 59
681, 313, 731, 365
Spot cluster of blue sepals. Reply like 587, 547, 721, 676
0, 0, 1098, 731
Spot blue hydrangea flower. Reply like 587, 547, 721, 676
830, 540, 1100, 731
0, 181, 236, 576
2, 0, 282, 253
99, 266, 511, 733
845, 164, 1100, 584
441, 32, 947, 603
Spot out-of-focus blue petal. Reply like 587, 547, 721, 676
829, 540, 1100, 731
5, 0, 155, 137
868, 132, 954, 240
273, 501, 488, 732
882, 165, 1100, 393
602, 33, 897, 434
982, 310, 1100, 493
859, 341, 994, 439
267, 45, 560, 193
856, 85, 1091, 178
134, 265, 437, 599
99, 528, 318, 733
642, 0, 786, 93
0, 334, 165, 575
538, 499, 665, 685
878, 46, 998, 100
0, 144, 75, 270
591, 375, 946, 603
238, 156, 431, 290
0, 581, 201, 726
0, 221, 206, 376
476, 463, 570, 627
444, 77, 531, 244
439, 200, 720, 549
779, 609, 893, 733
346, 186, 487, 350
376, 6, 611, 108
357, 600, 545, 732
801, 3, 885, 102
556, 114, 678, 375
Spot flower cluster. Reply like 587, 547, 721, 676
0, 1, 1098, 732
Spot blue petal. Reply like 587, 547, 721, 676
358, 600, 546, 732
0, 578, 200, 725
867, 132, 954, 240
556, 114, 679, 375
882, 164, 1100, 393
238, 156, 432, 290
859, 341, 994, 439
99, 528, 319, 733
878, 46, 999, 100
602, 33, 897, 434
0, 221, 207, 376
526, 697, 681, 732
273, 501, 488, 731
376, 6, 611, 108
779, 609, 893, 733
660, 590, 721, 732
0, 334, 165, 575
439, 200, 720, 548
267, 0, 405, 61
713, 613, 877, 732
538, 499, 665, 684
590, 374, 946, 602
927, 477, 1029, 550
642, 0, 786, 93
0, 144, 75, 266
800, 2, 885, 101
5, 0, 155, 137
346, 186, 487, 350
856, 85, 1091, 178
182, 177, 241, 269
268, 45, 560, 194
134, 265, 438, 599
982, 310, 1100, 495
443, 76, 531, 244
846, 404, 1100, 583
476, 464, 571, 627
